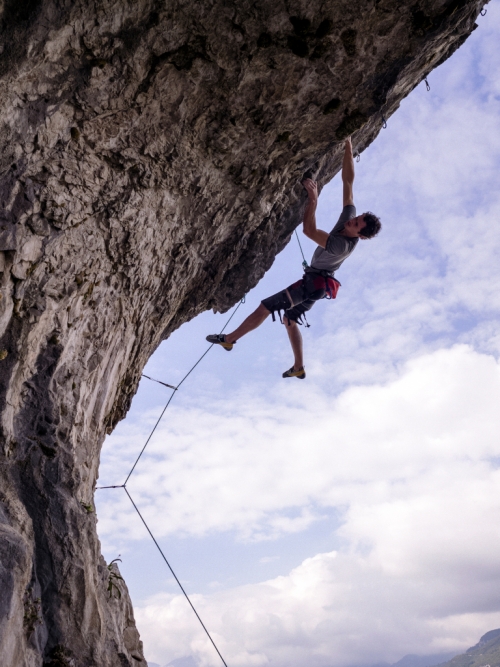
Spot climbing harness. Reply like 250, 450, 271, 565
308, 270, 340, 300
97, 299, 244, 667
293, 227, 340, 302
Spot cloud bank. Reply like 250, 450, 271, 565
101, 346, 500, 667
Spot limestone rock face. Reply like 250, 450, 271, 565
0, 0, 485, 665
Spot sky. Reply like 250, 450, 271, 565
95, 6, 500, 667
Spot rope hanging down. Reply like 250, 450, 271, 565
97, 299, 244, 667
125, 488, 229, 667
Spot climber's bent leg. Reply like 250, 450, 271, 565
283, 316, 304, 372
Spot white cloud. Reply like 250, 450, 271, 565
98, 346, 500, 546
99, 347, 500, 667
136, 551, 500, 667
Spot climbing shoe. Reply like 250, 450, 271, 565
282, 366, 306, 379
206, 333, 234, 351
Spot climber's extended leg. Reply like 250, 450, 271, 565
205, 278, 318, 369
206, 303, 271, 350
207, 284, 297, 349
225, 303, 270, 343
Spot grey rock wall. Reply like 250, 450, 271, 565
0, 0, 485, 665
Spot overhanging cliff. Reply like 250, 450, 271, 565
0, 1, 486, 665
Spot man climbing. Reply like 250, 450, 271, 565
206, 137, 381, 379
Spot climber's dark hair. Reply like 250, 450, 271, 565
361, 211, 382, 239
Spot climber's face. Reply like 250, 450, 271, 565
343, 215, 368, 239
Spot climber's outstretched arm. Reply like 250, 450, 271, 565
342, 137, 355, 207
302, 179, 329, 248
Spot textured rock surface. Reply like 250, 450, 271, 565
0, 0, 485, 665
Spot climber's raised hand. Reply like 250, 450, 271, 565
342, 137, 355, 207
302, 178, 318, 203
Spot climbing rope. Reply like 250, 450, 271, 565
97, 299, 244, 667
125, 488, 229, 667
294, 229, 309, 269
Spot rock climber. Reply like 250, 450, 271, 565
206, 137, 381, 379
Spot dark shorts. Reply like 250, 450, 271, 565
261, 271, 340, 325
